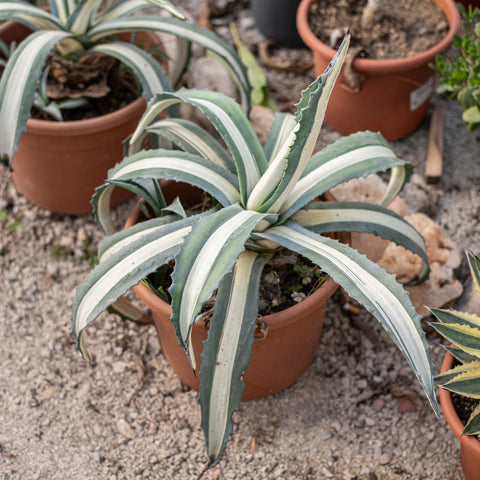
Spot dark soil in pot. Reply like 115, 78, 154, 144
308, 0, 448, 60
452, 392, 480, 428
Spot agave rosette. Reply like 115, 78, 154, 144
72, 36, 438, 463
0, 0, 251, 163
431, 253, 480, 437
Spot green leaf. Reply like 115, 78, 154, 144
463, 105, 480, 124
430, 318, 480, 359
255, 221, 438, 414
279, 131, 411, 220
467, 252, 480, 294
246, 35, 350, 213
169, 205, 272, 366
200, 250, 270, 464
0, 29, 72, 163
464, 403, 480, 436
439, 363, 480, 398
445, 345, 480, 365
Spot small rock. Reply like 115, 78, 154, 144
40, 386, 60, 401
378, 453, 390, 465
249, 106, 275, 146
117, 418, 135, 439
372, 398, 385, 412
112, 361, 127, 374
188, 57, 238, 99
397, 396, 416, 413
147, 334, 161, 356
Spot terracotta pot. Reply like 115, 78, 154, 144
0, 21, 161, 215
296, 0, 460, 141
125, 188, 344, 401
439, 352, 480, 480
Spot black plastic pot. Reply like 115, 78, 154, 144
251, 0, 304, 48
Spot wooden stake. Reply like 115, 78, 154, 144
425, 101, 447, 184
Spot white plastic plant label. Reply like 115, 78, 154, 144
410, 76, 434, 111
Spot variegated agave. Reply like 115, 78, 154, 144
72, 36, 439, 464
0, 0, 250, 163
431, 253, 480, 438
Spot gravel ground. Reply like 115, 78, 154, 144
1, 2, 480, 479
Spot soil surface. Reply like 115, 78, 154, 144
308, 0, 448, 59
452, 392, 480, 427
1, 1, 480, 480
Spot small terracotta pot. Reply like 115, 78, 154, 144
296, 0, 460, 141
0, 21, 161, 215
125, 188, 343, 401
439, 352, 480, 480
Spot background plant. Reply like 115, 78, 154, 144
0, 0, 251, 164
431, 252, 480, 439
72, 35, 438, 465
433, 4, 480, 130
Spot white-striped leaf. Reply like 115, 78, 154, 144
199, 250, 270, 464
465, 403, 480, 436
435, 361, 480, 386
92, 149, 240, 234
94, 0, 185, 25
436, 362, 480, 399
66, 0, 100, 34
0, 1, 65, 31
430, 316, 480, 359
263, 112, 297, 164
169, 205, 273, 366
468, 252, 480, 293
71, 213, 207, 358
129, 90, 266, 203
293, 201, 429, 283
254, 221, 438, 414
445, 345, 480, 365
246, 35, 349, 213
91, 41, 172, 100
145, 118, 235, 172
279, 131, 413, 219
47, 0, 69, 24
0, 30, 72, 163
85, 16, 251, 111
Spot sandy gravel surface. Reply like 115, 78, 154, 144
1, 2, 480, 479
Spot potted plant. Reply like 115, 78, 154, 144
430, 252, 480, 480
0, 0, 251, 214
251, 0, 305, 48
433, 4, 480, 131
72, 36, 439, 466
296, 0, 460, 140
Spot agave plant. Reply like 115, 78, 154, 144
431, 252, 480, 438
0, 0, 250, 163
72, 35, 438, 464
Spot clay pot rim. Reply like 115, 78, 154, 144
296, 0, 460, 74
125, 199, 339, 332
439, 351, 480, 455
24, 97, 147, 136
